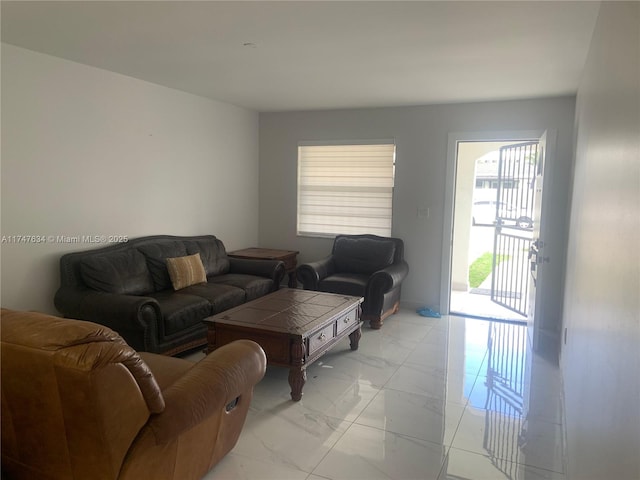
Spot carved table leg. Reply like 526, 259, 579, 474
288, 368, 306, 401
205, 325, 216, 355
349, 325, 362, 350
289, 337, 306, 401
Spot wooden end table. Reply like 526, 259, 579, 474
203, 288, 364, 401
228, 247, 299, 288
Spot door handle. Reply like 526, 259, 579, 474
529, 240, 539, 286
530, 240, 550, 264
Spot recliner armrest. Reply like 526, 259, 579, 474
366, 261, 410, 296
228, 257, 286, 286
55, 288, 160, 331
54, 287, 162, 351
297, 256, 336, 290
146, 339, 267, 444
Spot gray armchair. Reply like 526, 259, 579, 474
296, 234, 409, 329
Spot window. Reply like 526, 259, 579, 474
297, 142, 396, 237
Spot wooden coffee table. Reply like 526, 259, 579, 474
203, 288, 364, 401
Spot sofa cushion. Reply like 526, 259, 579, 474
166, 253, 207, 291
80, 249, 155, 295
333, 237, 396, 275
319, 273, 368, 298
184, 238, 230, 277
178, 283, 246, 314
138, 241, 188, 291
209, 274, 273, 301
147, 291, 211, 337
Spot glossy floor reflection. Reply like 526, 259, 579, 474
195, 309, 565, 480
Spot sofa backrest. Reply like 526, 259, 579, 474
138, 240, 190, 291
1, 309, 164, 479
59, 235, 230, 294
81, 248, 156, 295
331, 234, 404, 275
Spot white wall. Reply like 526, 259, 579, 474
1, 45, 260, 313
259, 97, 576, 319
562, 2, 640, 479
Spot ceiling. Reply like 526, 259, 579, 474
1, 1, 601, 112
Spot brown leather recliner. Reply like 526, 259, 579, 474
0, 308, 266, 480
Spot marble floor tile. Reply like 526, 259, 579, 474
391, 308, 439, 324
445, 372, 477, 407
202, 452, 309, 480
404, 339, 448, 369
385, 361, 447, 398
305, 345, 404, 389
231, 407, 352, 473
354, 388, 465, 447
312, 423, 445, 480
421, 325, 450, 346
451, 407, 564, 473
251, 370, 381, 423
202, 310, 566, 480
439, 447, 566, 480
443, 402, 467, 446
375, 318, 434, 344
352, 331, 417, 366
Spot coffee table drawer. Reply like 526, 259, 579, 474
308, 323, 335, 356
336, 308, 358, 335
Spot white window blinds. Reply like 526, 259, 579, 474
297, 142, 396, 237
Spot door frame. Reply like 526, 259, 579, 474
441, 130, 550, 316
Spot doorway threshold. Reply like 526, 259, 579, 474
450, 289, 525, 323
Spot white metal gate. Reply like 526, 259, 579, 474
491, 142, 539, 317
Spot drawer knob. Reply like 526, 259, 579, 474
319, 333, 327, 340
343, 317, 350, 323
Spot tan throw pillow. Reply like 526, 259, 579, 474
166, 253, 207, 290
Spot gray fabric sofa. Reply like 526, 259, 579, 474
54, 235, 285, 355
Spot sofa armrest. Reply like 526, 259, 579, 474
228, 257, 286, 285
54, 287, 161, 351
147, 339, 267, 444
296, 256, 336, 290
366, 261, 410, 297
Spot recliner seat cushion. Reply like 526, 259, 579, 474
333, 237, 396, 275
319, 273, 369, 297
147, 291, 211, 337
209, 274, 273, 301
80, 250, 155, 295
